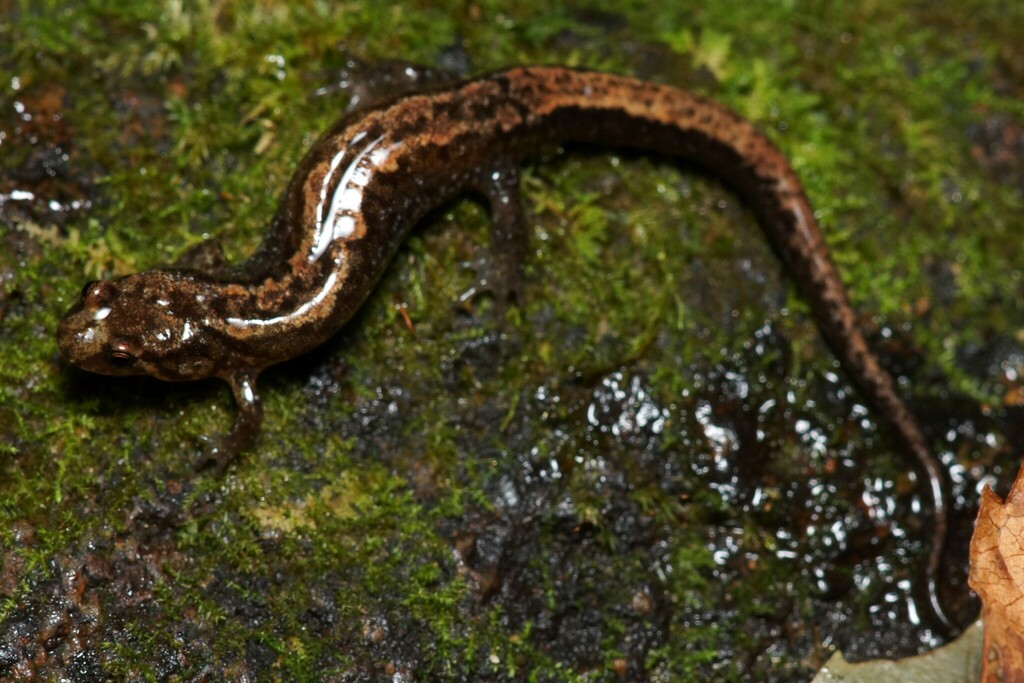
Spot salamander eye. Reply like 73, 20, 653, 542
80, 281, 99, 300
81, 280, 117, 308
106, 340, 138, 369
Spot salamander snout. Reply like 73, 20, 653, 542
58, 279, 145, 375
58, 272, 219, 382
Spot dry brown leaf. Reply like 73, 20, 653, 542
968, 463, 1024, 682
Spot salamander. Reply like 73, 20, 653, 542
55, 66, 952, 629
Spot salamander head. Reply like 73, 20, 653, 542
57, 271, 221, 382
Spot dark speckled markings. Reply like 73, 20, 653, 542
56, 67, 952, 630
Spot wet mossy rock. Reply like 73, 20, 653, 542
2, 1, 1023, 681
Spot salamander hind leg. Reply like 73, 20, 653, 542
467, 161, 530, 315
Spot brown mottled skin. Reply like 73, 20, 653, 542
56, 67, 952, 629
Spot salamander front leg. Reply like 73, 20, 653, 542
311, 54, 464, 112
173, 239, 227, 275
196, 369, 263, 473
